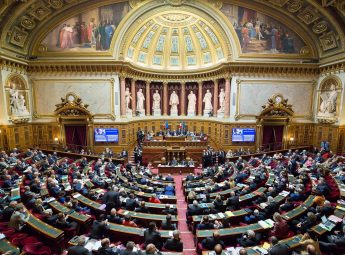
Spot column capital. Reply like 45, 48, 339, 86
198, 81, 203, 86
180, 82, 186, 86
131, 79, 137, 84
163, 81, 169, 86
119, 74, 126, 81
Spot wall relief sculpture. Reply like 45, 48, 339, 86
316, 76, 342, 124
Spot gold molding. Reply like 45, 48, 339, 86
31, 78, 116, 120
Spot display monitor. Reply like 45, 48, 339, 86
94, 128, 119, 142
232, 128, 255, 142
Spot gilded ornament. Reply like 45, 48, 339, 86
38, 44, 47, 52
28, 4, 51, 21
9, 27, 28, 47
162, 14, 190, 22
164, 0, 186, 6
299, 46, 311, 56
268, 0, 289, 7
319, 32, 338, 51
286, 0, 303, 13
297, 7, 320, 25
48, 0, 64, 9
312, 20, 328, 34
20, 16, 35, 30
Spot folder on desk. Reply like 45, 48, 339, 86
225, 211, 234, 217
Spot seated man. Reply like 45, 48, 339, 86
97, 238, 117, 255
237, 230, 259, 247
67, 236, 91, 255
163, 230, 183, 252
161, 214, 176, 230
201, 231, 225, 250
107, 208, 123, 224
170, 157, 178, 167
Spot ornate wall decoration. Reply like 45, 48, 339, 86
28, 3, 52, 21
269, 0, 290, 7
261, 94, 294, 114
286, 0, 303, 13
9, 27, 28, 47
297, 6, 320, 25
20, 16, 36, 30
312, 20, 328, 34
55, 92, 91, 117
319, 32, 338, 51
316, 76, 342, 124
47, 0, 64, 9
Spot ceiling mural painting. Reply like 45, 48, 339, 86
40, 1, 130, 52
221, 3, 306, 54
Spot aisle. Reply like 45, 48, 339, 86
174, 174, 196, 255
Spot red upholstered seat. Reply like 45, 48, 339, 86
23, 243, 52, 255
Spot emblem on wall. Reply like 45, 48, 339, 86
261, 94, 294, 117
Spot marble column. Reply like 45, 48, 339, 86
181, 82, 186, 116
145, 81, 151, 116
213, 79, 218, 116
131, 79, 136, 115
120, 76, 126, 117
198, 81, 203, 116
224, 77, 231, 118
163, 82, 168, 116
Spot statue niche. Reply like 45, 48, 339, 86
316, 76, 341, 124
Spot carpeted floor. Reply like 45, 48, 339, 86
174, 174, 196, 255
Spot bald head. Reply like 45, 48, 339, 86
307, 244, 316, 255
239, 248, 247, 255
214, 244, 223, 255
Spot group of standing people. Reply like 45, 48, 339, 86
56, 19, 115, 50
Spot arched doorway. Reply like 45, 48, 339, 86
256, 94, 294, 151
54, 93, 93, 152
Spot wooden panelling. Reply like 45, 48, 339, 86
0, 122, 344, 154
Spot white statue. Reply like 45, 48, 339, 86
218, 88, 225, 111
17, 95, 29, 115
9, 82, 19, 114
152, 90, 161, 110
169, 90, 179, 115
203, 89, 213, 112
136, 89, 145, 111
187, 91, 196, 114
125, 87, 132, 110
319, 84, 338, 116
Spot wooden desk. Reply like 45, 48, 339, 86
49, 200, 91, 225
158, 166, 195, 174
165, 136, 187, 142
72, 193, 106, 212
283, 195, 315, 221
117, 209, 178, 226
0, 238, 20, 255
25, 207, 64, 243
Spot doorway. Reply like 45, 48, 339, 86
64, 125, 87, 151
262, 125, 284, 151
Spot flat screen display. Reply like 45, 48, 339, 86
94, 128, 119, 142
232, 128, 255, 142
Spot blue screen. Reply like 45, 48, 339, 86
94, 128, 119, 142
232, 128, 255, 142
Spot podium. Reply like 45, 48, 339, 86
166, 146, 186, 162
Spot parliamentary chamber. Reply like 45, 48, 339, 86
0, 0, 344, 154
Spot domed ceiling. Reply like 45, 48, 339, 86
123, 11, 228, 70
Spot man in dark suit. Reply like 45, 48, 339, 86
102, 187, 121, 211
2, 201, 17, 221
135, 201, 150, 214
107, 208, 123, 224
187, 200, 204, 216
237, 230, 259, 247
163, 230, 183, 252
67, 236, 91, 255
201, 231, 225, 250
161, 215, 176, 230
162, 204, 177, 215
125, 193, 139, 211
268, 236, 291, 255
90, 214, 109, 240
144, 222, 162, 250
97, 238, 117, 255
226, 191, 240, 211
120, 241, 141, 255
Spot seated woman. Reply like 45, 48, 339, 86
270, 212, 290, 239
32, 198, 46, 215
